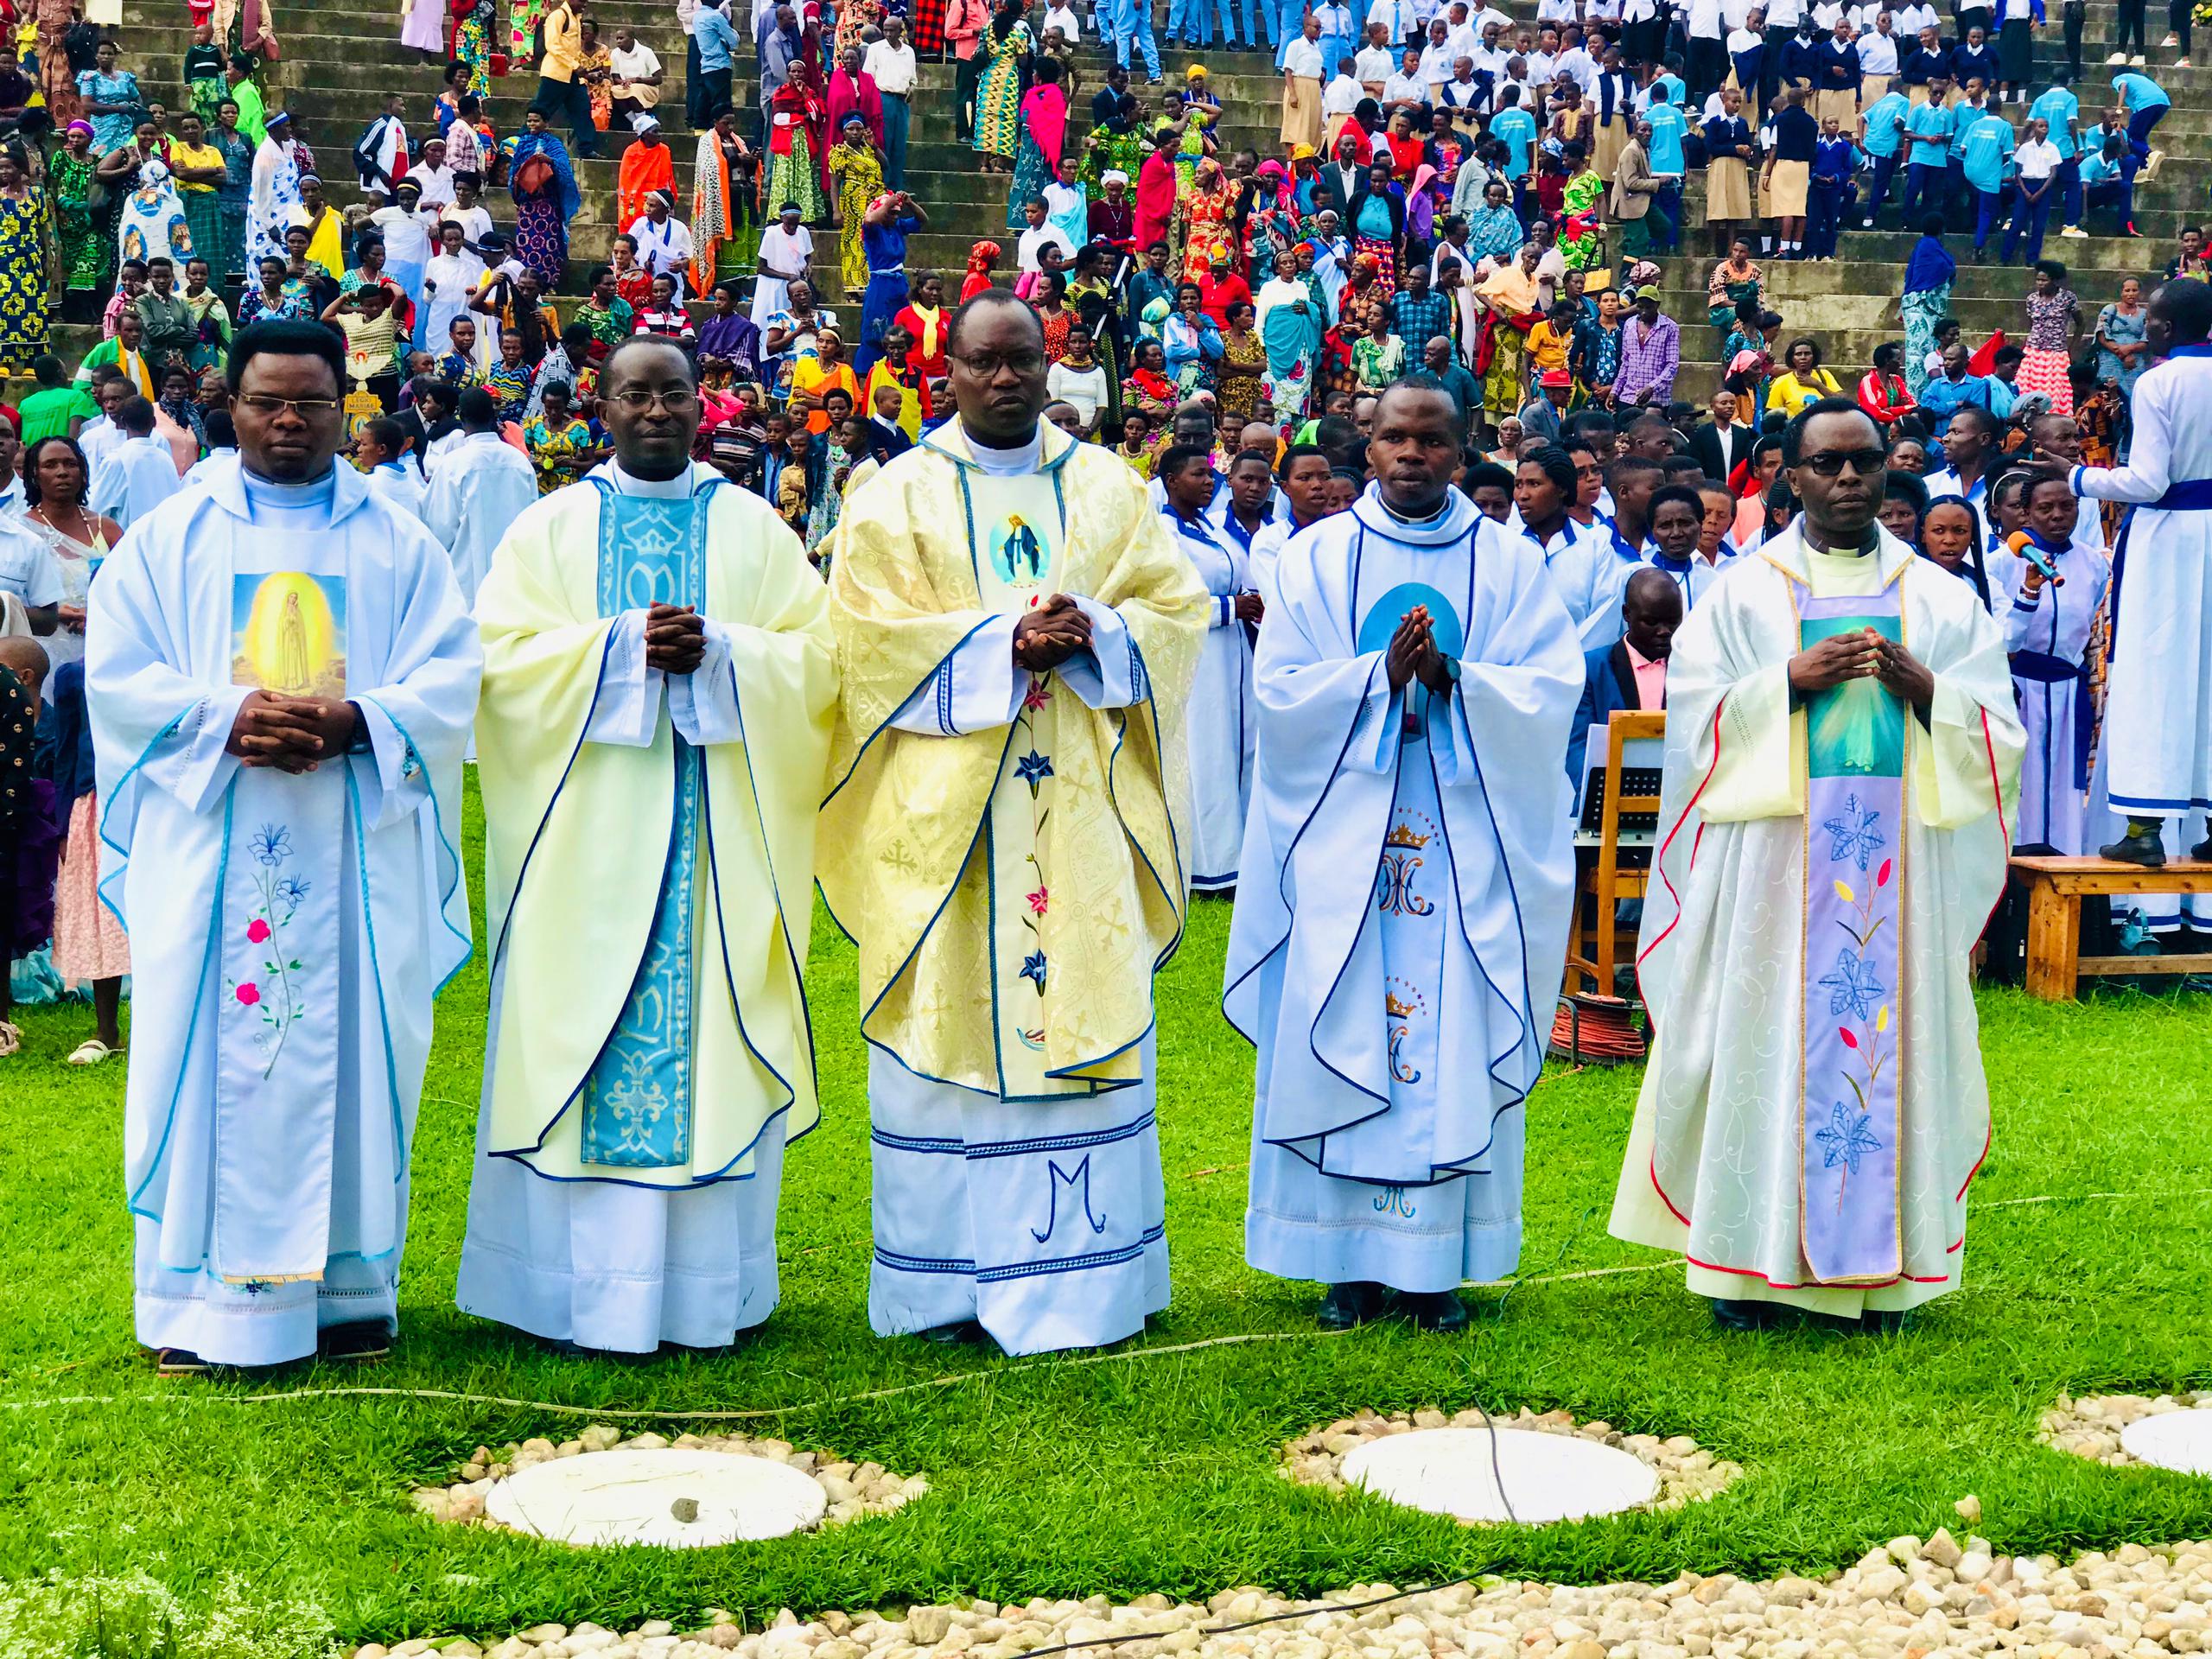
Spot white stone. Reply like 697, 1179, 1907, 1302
2120, 1412, 2212, 1476
485, 1450, 828, 1548
1338, 1428, 1661, 1526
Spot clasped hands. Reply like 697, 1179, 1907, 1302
1385, 604, 1456, 696
225, 690, 360, 772
645, 602, 707, 676
1012, 594, 1093, 673
1787, 626, 1935, 712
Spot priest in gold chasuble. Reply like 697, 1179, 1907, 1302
820, 293, 1209, 1356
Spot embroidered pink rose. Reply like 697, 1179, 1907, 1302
247, 918, 271, 944
236, 982, 261, 1007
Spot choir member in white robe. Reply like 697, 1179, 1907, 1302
1610, 403, 2023, 1330
2060, 279, 2212, 870
1247, 445, 1340, 600
456, 338, 836, 1354
89, 404, 184, 531
424, 389, 541, 606
1160, 446, 1259, 893
1513, 445, 1630, 650
1989, 473, 2110, 855
1226, 382, 1582, 1330
820, 294, 1207, 1357
1642, 483, 1726, 610
86, 321, 480, 1371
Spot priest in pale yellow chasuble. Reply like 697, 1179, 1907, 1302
820, 291, 1209, 1356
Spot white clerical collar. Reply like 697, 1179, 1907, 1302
596, 458, 713, 497
958, 421, 1043, 477
1351, 480, 1478, 546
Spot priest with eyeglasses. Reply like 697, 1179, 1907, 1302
455, 335, 836, 1356
86, 320, 482, 1375
1609, 398, 2023, 1334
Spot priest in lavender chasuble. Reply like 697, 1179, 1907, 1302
1610, 399, 2024, 1331
819, 292, 1209, 1357
87, 320, 481, 1374
1225, 378, 1585, 1332
456, 336, 836, 1356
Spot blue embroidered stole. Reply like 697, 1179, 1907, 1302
580, 478, 713, 1169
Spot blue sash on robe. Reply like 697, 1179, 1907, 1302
579, 478, 714, 1168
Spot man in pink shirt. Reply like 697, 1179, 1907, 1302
1565, 566, 1679, 788
945, 0, 988, 140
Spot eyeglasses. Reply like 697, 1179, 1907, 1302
607, 388, 701, 412
1796, 448, 1888, 478
950, 350, 1046, 378
236, 393, 340, 417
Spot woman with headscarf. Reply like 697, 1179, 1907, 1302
1900, 214, 1955, 399
1082, 95, 1147, 191
507, 105, 581, 290
827, 116, 886, 297
960, 238, 1001, 301
617, 112, 675, 233
1175, 156, 1234, 282
1474, 242, 1542, 423
117, 157, 191, 270
1160, 278, 1222, 396
1461, 176, 1522, 266
245, 108, 300, 272
1343, 158, 1405, 297
1134, 139, 1179, 253
1243, 159, 1300, 274
690, 114, 755, 295
1256, 247, 1322, 427
973, 1, 1032, 171
765, 67, 830, 226
1558, 145, 1606, 271
50, 124, 105, 321
1007, 55, 1067, 229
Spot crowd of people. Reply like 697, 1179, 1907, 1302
0, 0, 2208, 1373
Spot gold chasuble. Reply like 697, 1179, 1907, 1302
820, 423, 1208, 1098
474, 476, 837, 1185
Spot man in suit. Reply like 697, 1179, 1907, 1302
1688, 385, 1752, 487
1565, 566, 1681, 790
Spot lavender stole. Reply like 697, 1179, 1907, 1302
1794, 576, 1906, 1285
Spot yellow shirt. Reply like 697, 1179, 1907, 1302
1528, 320, 1571, 375
168, 139, 225, 194
1769, 368, 1842, 420
540, 5, 584, 79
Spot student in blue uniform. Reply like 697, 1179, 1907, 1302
1899, 72, 1954, 221
1858, 83, 1910, 224
1805, 115, 1859, 257
1959, 98, 2017, 257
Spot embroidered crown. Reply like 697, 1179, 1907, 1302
1384, 822, 1432, 849
1386, 990, 1417, 1018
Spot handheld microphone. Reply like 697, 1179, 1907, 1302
2005, 530, 2066, 588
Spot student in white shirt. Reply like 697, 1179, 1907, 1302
2003, 116, 2062, 262
1042, 0, 1081, 35
1353, 23, 1399, 88
1418, 19, 1459, 82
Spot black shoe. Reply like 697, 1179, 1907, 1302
1317, 1281, 1387, 1328
319, 1320, 393, 1361
2101, 830, 2166, 867
155, 1347, 207, 1376
1396, 1289, 1470, 1332
1710, 1297, 1770, 1332
2190, 837, 2212, 862
918, 1319, 989, 1344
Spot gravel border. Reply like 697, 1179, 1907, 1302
2040, 1392, 2212, 1467
346, 1529, 2212, 1659
1280, 1407, 1745, 1512
410, 1427, 927, 1532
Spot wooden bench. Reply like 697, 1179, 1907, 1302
2011, 856, 2212, 1001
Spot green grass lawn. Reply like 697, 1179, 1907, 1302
6, 780, 2212, 1648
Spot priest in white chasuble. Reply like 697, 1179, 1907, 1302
86, 321, 480, 1374
456, 337, 836, 1356
1226, 378, 1585, 1333
1610, 399, 2024, 1332
820, 291, 1209, 1357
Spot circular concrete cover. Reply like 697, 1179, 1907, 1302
2120, 1409, 2212, 1476
1339, 1427, 1662, 1525
484, 1448, 830, 1548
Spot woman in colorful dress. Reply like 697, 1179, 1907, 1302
826, 116, 885, 297
1463, 178, 1522, 265
1122, 336, 1179, 429
1257, 247, 1322, 426
690, 112, 757, 293
575, 264, 635, 361
972, 3, 1032, 173
2094, 276, 2150, 404
49, 124, 105, 322
76, 41, 142, 155
1474, 243, 1541, 423
1175, 157, 1235, 282
510, 0, 546, 71
1344, 160, 1405, 297
453, 0, 494, 97
1899, 217, 1954, 399
1081, 98, 1147, 191
895, 271, 950, 378
238, 252, 310, 326
1007, 55, 1067, 230
118, 158, 191, 270
485, 324, 537, 422
1216, 302, 1266, 425
765, 69, 830, 226
2019, 258, 2079, 416
1160, 279, 1222, 396
0, 149, 44, 376
577, 19, 615, 133
1558, 151, 1607, 271
524, 380, 597, 492
507, 107, 581, 291
1033, 270, 1075, 362
1705, 238, 1760, 335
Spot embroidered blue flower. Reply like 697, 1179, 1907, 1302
1815, 1099, 1882, 1177
1821, 793, 1885, 871
248, 823, 292, 868
1020, 950, 1048, 992
1015, 751, 1054, 788
274, 876, 312, 912
1818, 947, 1885, 1020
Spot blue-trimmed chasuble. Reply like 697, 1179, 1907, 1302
579, 480, 711, 1168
